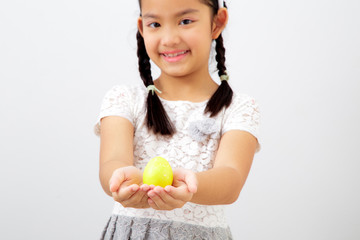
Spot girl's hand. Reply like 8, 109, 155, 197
146, 168, 198, 210
109, 166, 150, 209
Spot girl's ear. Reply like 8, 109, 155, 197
138, 17, 144, 36
212, 8, 229, 39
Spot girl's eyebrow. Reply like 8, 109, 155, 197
142, 8, 199, 19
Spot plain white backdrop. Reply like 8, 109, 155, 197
1, 0, 359, 239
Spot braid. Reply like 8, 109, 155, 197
215, 34, 227, 76
136, 31, 152, 86
205, 34, 233, 116
136, 31, 175, 135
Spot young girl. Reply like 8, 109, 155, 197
95, 0, 260, 239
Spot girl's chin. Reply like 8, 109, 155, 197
158, 64, 192, 77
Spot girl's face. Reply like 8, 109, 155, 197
138, 0, 226, 78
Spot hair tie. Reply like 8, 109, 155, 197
220, 71, 229, 81
147, 85, 162, 95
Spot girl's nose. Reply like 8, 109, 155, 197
160, 28, 181, 47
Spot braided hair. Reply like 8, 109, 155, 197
137, 0, 233, 135
136, 31, 175, 135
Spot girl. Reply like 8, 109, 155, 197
95, 0, 260, 239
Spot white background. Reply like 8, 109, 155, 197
1, 0, 359, 239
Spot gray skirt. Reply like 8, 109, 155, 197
101, 215, 233, 240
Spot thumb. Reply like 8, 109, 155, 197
109, 169, 125, 193
185, 171, 198, 194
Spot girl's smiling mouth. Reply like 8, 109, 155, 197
160, 50, 190, 62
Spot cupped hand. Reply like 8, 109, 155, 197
147, 168, 198, 210
109, 166, 150, 209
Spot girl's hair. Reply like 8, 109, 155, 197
137, 0, 233, 135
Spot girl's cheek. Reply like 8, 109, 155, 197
144, 36, 157, 49
184, 29, 211, 43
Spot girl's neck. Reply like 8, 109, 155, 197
154, 69, 219, 103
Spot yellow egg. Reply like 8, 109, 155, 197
143, 156, 173, 188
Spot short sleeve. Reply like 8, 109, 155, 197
222, 94, 261, 152
94, 85, 134, 136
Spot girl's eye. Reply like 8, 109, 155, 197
148, 22, 161, 28
180, 19, 193, 25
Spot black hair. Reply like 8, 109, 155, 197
137, 0, 233, 135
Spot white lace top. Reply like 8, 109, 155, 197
94, 84, 260, 228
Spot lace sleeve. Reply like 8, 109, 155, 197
94, 85, 134, 136
222, 94, 261, 152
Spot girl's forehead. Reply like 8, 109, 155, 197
140, 0, 210, 15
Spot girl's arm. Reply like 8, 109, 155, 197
147, 130, 258, 209
99, 116, 135, 196
99, 116, 151, 209
191, 130, 258, 205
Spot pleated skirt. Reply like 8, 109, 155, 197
100, 215, 233, 240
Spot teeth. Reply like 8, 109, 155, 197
163, 51, 187, 57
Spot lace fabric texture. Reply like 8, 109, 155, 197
101, 215, 233, 240
95, 84, 260, 229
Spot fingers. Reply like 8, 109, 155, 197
148, 186, 186, 210
164, 184, 192, 201
109, 167, 198, 210
121, 187, 149, 208
146, 169, 198, 210
112, 184, 139, 202
148, 187, 171, 210
109, 166, 143, 193
109, 167, 153, 209
113, 184, 151, 208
